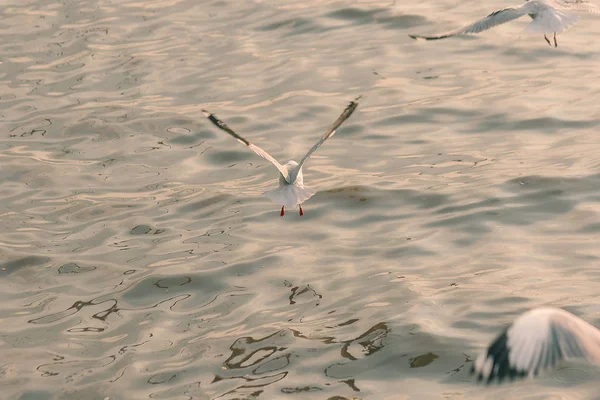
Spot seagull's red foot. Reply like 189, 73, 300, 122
280, 206, 285, 217
299, 206, 304, 216
553, 32, 557, 48
544, 34, 551, 46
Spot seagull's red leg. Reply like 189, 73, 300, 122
544, 34, 551, 46
280, 206, 285, 217
299, 206, 304, 216
554, 32, 557, 47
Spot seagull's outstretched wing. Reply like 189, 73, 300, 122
203, 110, 290, 182
471, 307, 600, 384
289, 96, 361, 184
409, 6, 527, 40
550, 0, 600, 13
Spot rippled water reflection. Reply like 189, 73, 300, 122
2, 0, 600, 399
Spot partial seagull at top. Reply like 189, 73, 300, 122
202, 96, 361, 217
409, 0, 599, 47
471, 307, 600, 384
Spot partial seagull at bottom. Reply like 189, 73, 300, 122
471, 307, 600, 384
409, 0, 599, 47
202, 96, 361, 217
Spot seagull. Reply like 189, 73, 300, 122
409, 0, 599, 47
202, 96, 361, 217
471, 307, 600, 384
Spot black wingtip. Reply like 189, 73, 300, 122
409, 34, 434, 40
408, 34, 450, 41
471, 364, 487, 383
469, 328, 530, 385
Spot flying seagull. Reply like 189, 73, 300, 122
471, 307, 600, 384
202, 96, 361, 217
409, 0, 599, 47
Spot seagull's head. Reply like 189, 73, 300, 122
282, 160, 303, 185
284, 160, 299, 170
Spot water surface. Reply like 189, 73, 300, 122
2, 0, 600, 399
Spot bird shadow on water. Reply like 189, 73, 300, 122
198, 265, 443, 399
209, 322, 393, 399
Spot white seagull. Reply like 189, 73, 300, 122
409, 0, 599, 47
471, 307, 600, 384
202, 96, 361, 217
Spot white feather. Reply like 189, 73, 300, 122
525, 7, 578, 33
409, 0, 596, 42
264, 184, 317, 208
263, 161, 317, 207
203, 97, 360, 213
472, 307, 600, 384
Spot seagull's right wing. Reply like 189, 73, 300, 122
471, 307, 600, 384
550, 0, 600, 13
203, 110, 290, 182
409, 6, 527, 40
289, 96, 361, 184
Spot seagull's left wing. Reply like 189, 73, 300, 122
409, 6, 527, 40
202, 110, 291, 182
289, 96, 361, 184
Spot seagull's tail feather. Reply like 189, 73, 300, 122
264, 185, 317, 208
526, 9, 577, 33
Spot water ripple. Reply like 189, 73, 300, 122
2, 0, 600, 399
